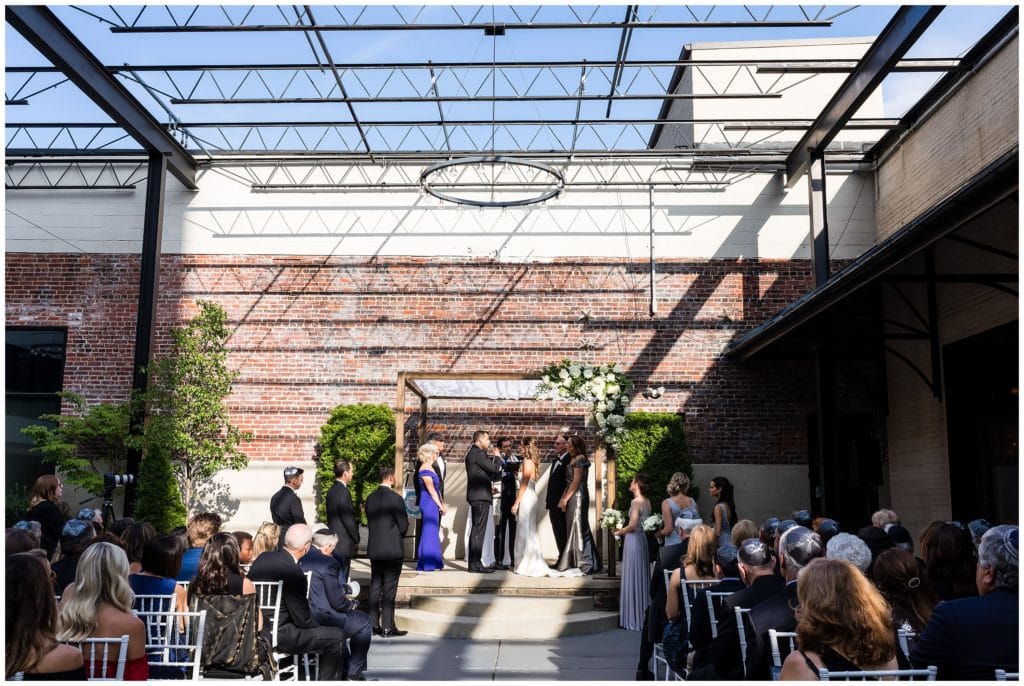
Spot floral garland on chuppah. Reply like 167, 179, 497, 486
534, 359, 633, 449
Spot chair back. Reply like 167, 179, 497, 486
704, 590, 733, 639
252, 580, 284, 649
896, 628, 917, 658
818, 665, 937, 681
734, 606, 752, 677
72, 634, 131, 680
995, 670, 1020, 681
133, 594, 179, 649
769, 629, 798, 680
680, 579, 717, 628
304, 570, 313, 598
134, 594, 177, 614
9, 673, 24, 681
133, 609, 207, 681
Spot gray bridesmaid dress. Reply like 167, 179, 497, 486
619, 499, 651, 630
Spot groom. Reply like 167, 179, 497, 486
545, 432, 572, 561
465, 430, 501, 574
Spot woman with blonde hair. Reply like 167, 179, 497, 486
684, 524, 717, 581
780, 557, 903, 679
416, 442, 444, 571
58, 542, 149, 680
26, 474, 66, 559
251, 522, 280, 561
654, 472, 699, 559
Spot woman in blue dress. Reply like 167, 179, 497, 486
416, 443, 445, 572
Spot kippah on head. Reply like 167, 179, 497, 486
778, 519, 798, 537
1005, 527, 1019, 560
781, 525, 824, 567
887, 524, 912, 545
738, 538, 772, 567
715, 544, 739, 567
283, 466, 304, 479
62, 519, 90, 538
762, 517, 780, 535
817, 518, 840, 538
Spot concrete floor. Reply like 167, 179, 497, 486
363, 628, 642, 681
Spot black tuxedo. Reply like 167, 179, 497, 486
742, 580, 800, 681
910, 587, 1019, 680
299, 547, 372, 678
464, 445, 500, 571
326, 480, 360, 581
269, 485, 306, 549
494, 454, 520, 566
248, 549, 348, 681
545, 452, 571, 556
364, 485, 408, 631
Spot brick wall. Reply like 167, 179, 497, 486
7, 253, 822, 472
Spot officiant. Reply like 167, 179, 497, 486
493, 437, 520, 570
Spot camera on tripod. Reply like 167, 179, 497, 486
104, 473, 134, 490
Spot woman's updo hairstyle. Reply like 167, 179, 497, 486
666, 472, 690, 496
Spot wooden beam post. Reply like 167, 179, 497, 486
395, 372, 406, 495
593, 444, 604, 562
605, 447, 617, 578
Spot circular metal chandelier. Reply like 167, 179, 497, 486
419, 156, 565, 208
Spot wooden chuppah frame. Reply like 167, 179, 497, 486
394, 371, 618, 575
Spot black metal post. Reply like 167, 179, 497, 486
813, 336, 838, 519
807, 150, 831, 287
123, 153, 167, 516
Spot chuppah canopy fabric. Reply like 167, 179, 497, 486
413, 379, 542, 400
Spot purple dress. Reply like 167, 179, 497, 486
416, 469, 443, 571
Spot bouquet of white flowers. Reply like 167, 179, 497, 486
601, 508, 625, 530
641, 513, 664, 533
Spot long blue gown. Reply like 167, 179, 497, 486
416, 469, 443, 571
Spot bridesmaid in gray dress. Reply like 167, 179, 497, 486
555, 436, 602, 574
613, 473, 652, 630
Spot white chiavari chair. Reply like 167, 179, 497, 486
818, 665, 937, 681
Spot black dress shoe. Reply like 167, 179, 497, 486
493, 563, 510, 571
469, 567, 494, 574
372, 626, 384, 636
381, 628, 408, 638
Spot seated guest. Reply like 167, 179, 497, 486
791, 510, 813, 529
921, 521, 978, 601
743, 526, 825, 680
685, 545, 744, 671
57, 542, 149, 680
6, 524, 41, 556
106, 517, 135, 538
690, 538, 785, 680
871, 508, 900, 531
968, 519, 991, 550
77, 508, 105, 535
251, 522, 280, 561
856, 525, 894, 576
760, 517, 780, 547
189, 532, 257, 605
814, 518, 841, 547
119, 522, 156, 575
826, 533, 873, 575
248, 523, 352, 681
6, 552, 87, 680
51, 520, 96, 596
25, 475, 66, 560
730, 519, 759, 549
177, 512, 222, 582
299, 529, 372, 680
684, 525, 717, 581
779, 557, 905, 678
910, 525, 1019, 680
233, 531, 255, 567
872, 548, 938, 635
129, 534, 188, 614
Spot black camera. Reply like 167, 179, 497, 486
104, 473, 134, 489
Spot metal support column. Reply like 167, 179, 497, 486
807, 151, 831, 287
649, 184, 657, 316
124, 153, 167, 515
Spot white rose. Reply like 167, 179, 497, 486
561, 377, 572, 388
559, 368, 570, 380
541, 375, 550, 384
615, 426, 625, 434
608, 414, 625, 428
583, 366, 594, 378
613, 363, 624, 373
607, 384, 620, 396
569, 365, 581, 378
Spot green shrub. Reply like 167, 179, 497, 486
315, 404, 395, 526
615, 411, 691, 516
5, 483, 30, 527
133, 446, 187, 533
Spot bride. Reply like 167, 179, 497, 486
511, 437, 583, 577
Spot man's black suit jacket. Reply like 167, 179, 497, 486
743, 580, 800, 681
544, 452, 571, 510
364, 485, 408, 561
248, 549, 316, 630
298, 547, 354, 624
270, 485, 306, 547
465, 445, 500, 503
326, 481, 360, 560
910, 587, 1019, 680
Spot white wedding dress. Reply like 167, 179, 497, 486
513, 478, 583, 578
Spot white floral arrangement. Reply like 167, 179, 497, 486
641, 513, 664, 533
535, 359, 633, 449
600, 508, 625, 531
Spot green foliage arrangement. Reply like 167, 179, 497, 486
21, 391, 133, 496
315, 404, 395, 526
535, 359, 633, 449
614, 411, 691, 516
135, 301, 251, 517
132, 446, 187, 532
5, 483, 30, 527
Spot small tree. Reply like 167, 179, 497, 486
21, 391, 133, 496
315, 404, 395, 525
132, 446, 187, 532
615, 411, 691, 516
137, 300, 251, 516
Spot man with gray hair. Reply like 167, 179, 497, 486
911, 525, 1018, 680
826, 532, 873, 574
299, 528, 372, 680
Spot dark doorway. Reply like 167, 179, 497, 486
807, 413, 883, 531
944, 320, 1019, 525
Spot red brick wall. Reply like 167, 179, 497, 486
7, 253, 830, 466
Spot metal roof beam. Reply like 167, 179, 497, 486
785, 5, 943, 188
5, 6, 198, 189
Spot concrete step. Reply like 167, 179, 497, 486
395, 594, 620, 639
411, 593, 594, 618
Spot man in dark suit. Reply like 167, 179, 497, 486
688, 544, 746, 670
299, 529, 372, 679
493, 437, 520, 570
413, 432, 446, 554
364, 466, 409, 637
248, 523, 353, 681
743, 526, 824, 681
326, 460, 360, 583
465, 430, 501, 574
270, 466, 307, 550
910, 525, 1018, 680
545, 433, 571, 560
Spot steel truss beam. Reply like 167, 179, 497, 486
5, 6, 198, 189
5, 159, 146, 189
785, 5, 943, 187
